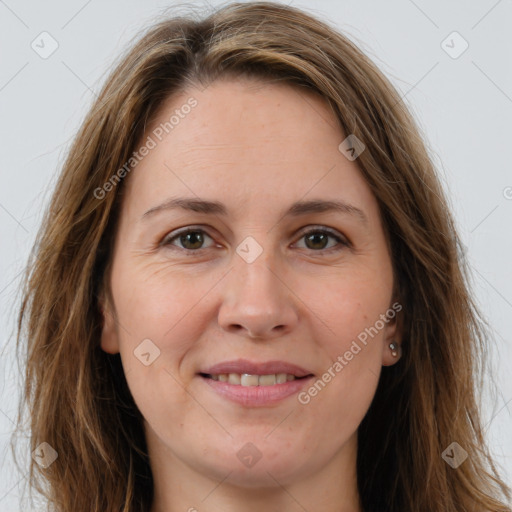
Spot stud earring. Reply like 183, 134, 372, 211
389, 342, 399, 357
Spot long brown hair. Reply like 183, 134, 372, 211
13, 2, 511, 511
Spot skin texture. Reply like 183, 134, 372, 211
100, 77, 402, 512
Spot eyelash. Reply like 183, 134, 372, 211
160, 225, 350, 255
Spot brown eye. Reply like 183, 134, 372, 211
161, 226, 349, 254
162, 228, 214, 251
296, 228, 349, 253
304, 232, 330, 250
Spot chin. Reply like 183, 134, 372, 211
193, 441, 312, 489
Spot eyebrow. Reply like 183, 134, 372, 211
141, 197, 368, 224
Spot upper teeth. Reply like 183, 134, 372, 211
209, 373, 296, 386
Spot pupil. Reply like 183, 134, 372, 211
307, 233, 327, 250
182, 232, 203, 249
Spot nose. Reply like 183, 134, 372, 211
217, 250, 299, 340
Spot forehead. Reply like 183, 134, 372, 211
122, 77, 380, 225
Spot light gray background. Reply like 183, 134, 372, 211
1, 0, 511, 509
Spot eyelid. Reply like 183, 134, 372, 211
296, 225, 349, 243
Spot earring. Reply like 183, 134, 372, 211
389, 342, 399, 357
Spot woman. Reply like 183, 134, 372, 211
14, 2, 511, 511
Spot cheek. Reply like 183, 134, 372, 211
112, 258, 218, 346
110, 263, 213, 419
291, 265, 390, 415
299, 266, 393, 355
294, 273, 387, 446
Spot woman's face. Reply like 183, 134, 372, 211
100, 77, 401, 488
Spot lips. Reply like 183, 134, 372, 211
199, 358, 314, 378
197, 358, 315, 406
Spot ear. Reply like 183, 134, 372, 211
381, 301, 403, 367
98, 290, 120, 354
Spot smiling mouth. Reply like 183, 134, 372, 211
199, 372, 313, 386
